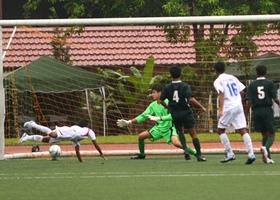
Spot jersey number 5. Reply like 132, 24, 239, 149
257, 86, 265, 99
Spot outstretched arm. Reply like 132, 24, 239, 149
189, 97, 206, 113
92, 140, 108, 160
75, 145, 83, 162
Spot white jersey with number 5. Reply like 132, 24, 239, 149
214, 73, 245, 112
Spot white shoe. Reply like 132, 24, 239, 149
266, 158, 275, 164
19, 132, 28, 144
260, 146, 268, 163
24, 121, 35, 128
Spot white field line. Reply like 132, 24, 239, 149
1, 171, 280, 180
4, 147, 280, 159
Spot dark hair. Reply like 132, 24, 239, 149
152, 84, 164, 92
256, 65, 267, 76
78, 120, 88, 127
169, 66, 181, 79
214, 62, 226, 73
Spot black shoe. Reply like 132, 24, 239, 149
220, 154, 236, 163
245, 155, 256, 164
131, 154, 145, 159
196, 155, 206, 162
184, 151, 191, 160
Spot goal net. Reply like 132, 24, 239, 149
2, 16, 280, 159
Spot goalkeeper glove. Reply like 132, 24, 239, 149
147, 115, 161, 122
117, 119, 132, 127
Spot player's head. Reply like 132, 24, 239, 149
152, 84, 164, 92
169, 66, 181, 79
78, 119, 88, 128
256, 65, 267, 77
151, 84, 164, 100
214, 62, 226, 74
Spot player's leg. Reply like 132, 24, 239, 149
234, 106, 255, 164
131, 130, 151, 159
168, 127, 197, 156
187, 127, 206, 162
262, 131, 275, 163
24, 121, 52, 135
262, 109, 276, 161
217, 110, 236, 163
182, 111, 205, 161
170, 136, 197, 155
19, 133, 50, 144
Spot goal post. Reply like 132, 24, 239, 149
1, 15, 280, 160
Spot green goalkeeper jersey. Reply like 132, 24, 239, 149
135, 99, 172, 132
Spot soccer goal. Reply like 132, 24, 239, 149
1, 15, 280, 160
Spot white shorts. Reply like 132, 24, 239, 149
218, 104, 246, 130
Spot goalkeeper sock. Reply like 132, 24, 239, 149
138, 139, 145, 156
192, 138, 201, 156
178, 133, 187, 150
187, 145, 197, 155
31, 122, 52, 135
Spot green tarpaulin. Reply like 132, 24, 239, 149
226, 52, 280, 81
4, 55, 101, 92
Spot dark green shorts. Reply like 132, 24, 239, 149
253, 107, 276, 132
171, 109, 197, 131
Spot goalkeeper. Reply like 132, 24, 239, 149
117, 84, 197, 160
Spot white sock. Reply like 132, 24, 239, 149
24, 135, 43, 142
220, 133, 234, 156
243, 133, 254, 157
31, 122, 52, 135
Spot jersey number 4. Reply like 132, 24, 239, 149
173, 90, 179, 102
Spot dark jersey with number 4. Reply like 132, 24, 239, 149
246, 78, 277, 109
160, 81, 192, 110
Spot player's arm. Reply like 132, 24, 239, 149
92, 140, 108, 160
245, 100, 252, 122
148, 113, 172, 122
189, 97, 206, 113
117, 104, 154, 127
273, 98, 280, 106
217, 91, 224, 118
74, 145, 83, 162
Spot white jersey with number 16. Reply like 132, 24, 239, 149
214, 73, 245, 112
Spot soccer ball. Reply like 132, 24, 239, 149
49, 145, 61, 158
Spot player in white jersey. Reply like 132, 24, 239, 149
19, 120, 107, 162
213, 62, 255, 164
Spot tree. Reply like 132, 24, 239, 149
23, 0, 280, 70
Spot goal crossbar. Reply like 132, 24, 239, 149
1, 14, 280, 160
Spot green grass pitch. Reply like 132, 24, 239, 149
1, 154, 279, 200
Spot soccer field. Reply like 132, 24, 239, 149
0, 154, 279, 200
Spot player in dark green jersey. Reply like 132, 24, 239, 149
245, 65, 280, 164
159, 66, 206, 162
117, 84, 197, 159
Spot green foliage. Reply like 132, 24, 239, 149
98, 56, 161, 110
22, 0, 280, 86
